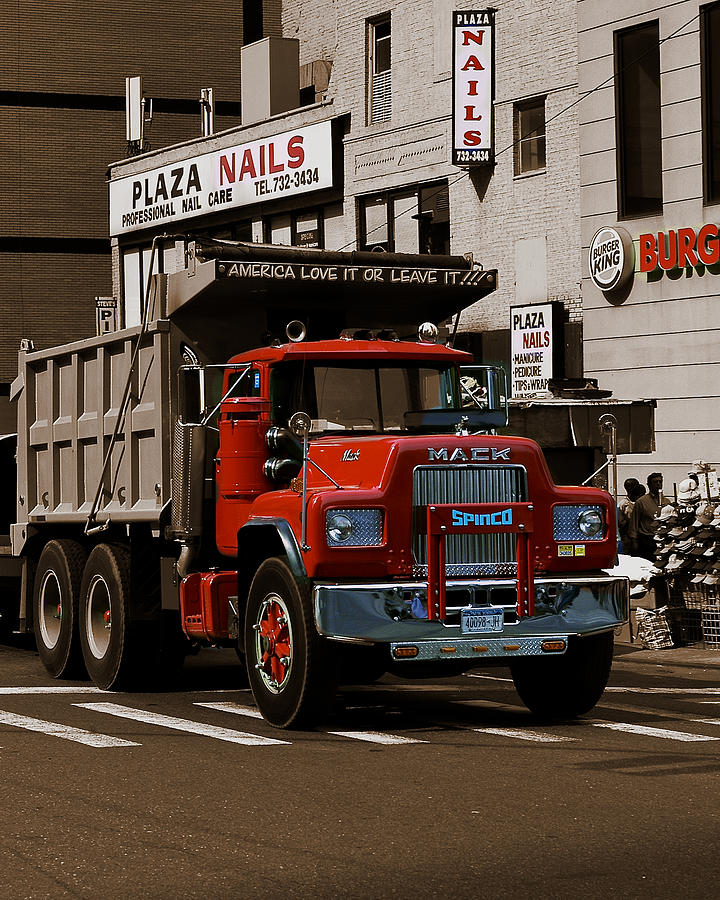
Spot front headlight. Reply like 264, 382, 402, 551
326, 509, 383, 546
578, 508, 603, 537
553, 505, 605, 542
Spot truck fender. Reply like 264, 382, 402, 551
236, 518, 307, 606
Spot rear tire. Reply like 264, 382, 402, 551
79, 543, 159, 690
244, 557, 337, 728
33, 539, 88, 678
510, 631, 614, 719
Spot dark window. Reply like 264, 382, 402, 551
359, 182, 450, 254
616, 22, 663, 217
702, 3, 720, 203
369, 16, 391, 123
514, 98, 546, 175
243, 0, 263, 45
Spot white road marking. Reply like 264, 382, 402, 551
453, 699, 526, 713
327, 730, 427, 745
473, 728, 578, 744
195, 701, 263, 719
592, 722, 720, 742
0, 709, 139, 747
75, 702, 290, 746
197, 702, 426, 744
605, 687, 720, 695
0, 686, 103, 695
464, 674, 512, 683
474, 727, 578, 743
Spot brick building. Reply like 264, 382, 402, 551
0, 0, 285, 384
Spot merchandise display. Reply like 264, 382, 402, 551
649, 461, 720, 647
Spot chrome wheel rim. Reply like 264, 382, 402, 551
253, 592, 293, 694
86, 573, 112, 659
39, 570, 62, 649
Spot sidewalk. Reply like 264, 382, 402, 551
614, 613, 720, 668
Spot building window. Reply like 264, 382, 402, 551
615, 22, 663, 217
262, 208, 329, 249
702, 2, 720, 203
242, 0, 262, 45
359, 183, 450, 254
514, 98, 546, 175
368, 16, 391, 124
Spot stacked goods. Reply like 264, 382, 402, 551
652, 473, 720, 646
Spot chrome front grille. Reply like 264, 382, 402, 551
412, 465, 528, 577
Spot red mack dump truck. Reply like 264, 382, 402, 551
3, 239, 628, 727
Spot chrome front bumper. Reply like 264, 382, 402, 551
313, 575, 629, 661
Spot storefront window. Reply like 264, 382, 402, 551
359, 182, 450, 254
615, 22, 663, 217
703, 2, 720, 203
262, 208, 331, 248
121, 244, 164, 327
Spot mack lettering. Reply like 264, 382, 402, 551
428, 447, 511, 462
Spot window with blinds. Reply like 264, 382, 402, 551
369, 16, 391, 124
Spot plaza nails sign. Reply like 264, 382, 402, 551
452, 10, 494, 167
109, 120, 333, 236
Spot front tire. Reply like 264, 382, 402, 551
33, 539, 88, 678
510, 631, 614, 719
244, 557, 336, 728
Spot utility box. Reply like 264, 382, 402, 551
241, 37, 300, 126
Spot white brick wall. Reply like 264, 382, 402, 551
283, 0, 582, 333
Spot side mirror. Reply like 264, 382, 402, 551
178, 365, 207, 426
460, 365, 509, 429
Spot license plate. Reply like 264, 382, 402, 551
461, 606, 504, 634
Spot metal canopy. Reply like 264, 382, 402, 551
160, 240, 497, 359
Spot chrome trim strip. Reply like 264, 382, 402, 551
313, 575, 626, 592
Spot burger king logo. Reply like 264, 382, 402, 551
588, 226, 635, 293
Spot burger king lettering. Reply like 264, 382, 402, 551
639, 225, 720, 272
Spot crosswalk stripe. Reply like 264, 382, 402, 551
453, 699, 526, 713
592, 722, 720, 742
474, 727, 577, 743
0, 709, 139, 747
75, 702, 290, 746
0, 687, 103, 695
605, 687, 720, 695
198, 701, 426, 743
327, 731, 427, 745
195, 701, 263, 719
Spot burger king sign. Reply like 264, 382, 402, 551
588, 226, 635, 294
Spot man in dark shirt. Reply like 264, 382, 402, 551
628, 472, 663, 561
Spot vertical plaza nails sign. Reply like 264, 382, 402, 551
109, 120, 333, 236
452, 9, 494, 166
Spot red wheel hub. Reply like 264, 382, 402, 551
258, 599, 291, 686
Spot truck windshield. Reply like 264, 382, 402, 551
270, 360, 462, 434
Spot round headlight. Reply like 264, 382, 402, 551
327, 513, 354, 544
577, 508, 603, 537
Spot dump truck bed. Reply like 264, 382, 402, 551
12, 322, 174, 552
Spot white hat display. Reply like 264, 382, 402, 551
677, 478, 701, 502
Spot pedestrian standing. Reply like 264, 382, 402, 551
618, 478, 645, 555
628, 472, 664, 561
